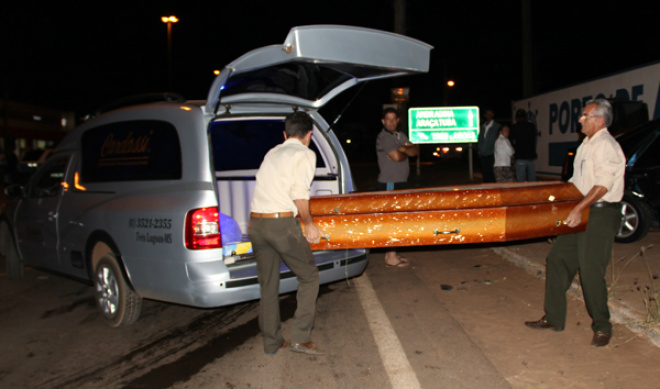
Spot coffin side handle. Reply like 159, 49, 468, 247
434, 228, 460, 235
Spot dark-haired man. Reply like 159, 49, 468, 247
477, 108, 500, 183
376, 107, 418, 268
249, 111, 325, 356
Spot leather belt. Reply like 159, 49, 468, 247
250, 212, 294, 219
591, 202, 621, 209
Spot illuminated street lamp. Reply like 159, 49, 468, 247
443, 80, 455, 105
391, 87, 409, 102
161, 15, 179, 90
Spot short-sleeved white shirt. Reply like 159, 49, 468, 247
569, 128, 625, 202
250, 138, 316, 216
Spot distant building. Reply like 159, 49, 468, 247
0, 99, 75, 155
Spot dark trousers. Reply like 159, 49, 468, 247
479, 155, 496, 183
543, 205, 621, 333
248, 216, 319, 353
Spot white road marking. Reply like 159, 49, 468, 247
354, 273, 421, 389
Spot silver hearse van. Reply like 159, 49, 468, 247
0, 25, 431, 326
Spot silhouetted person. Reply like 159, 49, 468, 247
477, 109, 500, 183
510, 109, 538, 181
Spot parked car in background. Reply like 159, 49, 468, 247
17, 148, 54, 176
615, 118, 660, 242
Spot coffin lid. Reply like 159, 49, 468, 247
309, 181, 584, 216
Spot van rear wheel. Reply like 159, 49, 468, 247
93, 254, 142, 327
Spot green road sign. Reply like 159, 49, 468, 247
408, 106, 480, 144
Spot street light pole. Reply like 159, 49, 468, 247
161, 15, 178, 91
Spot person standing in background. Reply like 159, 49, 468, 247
493, 125, 515, 182
510, 108, 538, 182
376, 107, 418, 268
477, 108, 500, 183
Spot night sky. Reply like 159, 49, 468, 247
3, 1, 660, 128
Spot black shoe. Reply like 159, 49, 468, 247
524, 316, 564, 332
591, 331, 611, 347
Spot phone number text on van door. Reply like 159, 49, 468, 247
128, 218, 173, 245
129, 218, 173, 229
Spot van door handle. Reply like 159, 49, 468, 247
47, 211, 57, 222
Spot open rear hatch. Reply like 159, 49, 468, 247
206, 25, 433, 113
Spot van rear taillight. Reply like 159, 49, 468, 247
185, 207, 222, 250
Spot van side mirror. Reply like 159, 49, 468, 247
4, 184, 25, 199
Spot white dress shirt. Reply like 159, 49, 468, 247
251, 138, 316, 216
569, 128, 626, 202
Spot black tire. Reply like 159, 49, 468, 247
93, 254, 142, 327
616, 195, 653, 243
0, 222, 24, 280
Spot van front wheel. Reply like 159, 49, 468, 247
93, 254, 142, 327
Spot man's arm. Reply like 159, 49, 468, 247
564, 185, 608, 228
294, 199, 325, 244
398, 143, 419, 157
388, 149, 408, 161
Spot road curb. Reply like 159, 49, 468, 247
492, 246, 660, 350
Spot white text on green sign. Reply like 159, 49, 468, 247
408, 106, 480, 144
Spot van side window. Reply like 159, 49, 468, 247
80, 120, 182, 182
209, 119, 325, 171
26, 156, 69, 198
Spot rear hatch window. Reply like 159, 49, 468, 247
220, 64, 352, 102
209, 118, 325, 171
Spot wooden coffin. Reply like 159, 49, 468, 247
306, 181, 588, 250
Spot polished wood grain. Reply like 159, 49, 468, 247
306, 181, 587, 250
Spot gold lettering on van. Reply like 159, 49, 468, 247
100, 131, 152, 157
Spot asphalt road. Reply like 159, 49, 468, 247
2, 241, 660, 389
0, 245, 510, 389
